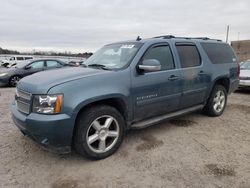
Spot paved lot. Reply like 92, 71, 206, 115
0, 87, 250, 188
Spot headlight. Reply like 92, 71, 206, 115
32, 94, 63, 114
0, 73, 8, 77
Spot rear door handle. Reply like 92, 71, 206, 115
168, 75, 179, 81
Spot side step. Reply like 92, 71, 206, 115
131, 105, 204, 129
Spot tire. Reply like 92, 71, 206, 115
74, 105, 125, 160
9, 75, 21, 87
203, 85, 227, 117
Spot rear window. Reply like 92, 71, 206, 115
201, 43, 236, 64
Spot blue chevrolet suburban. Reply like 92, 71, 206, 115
11, 36, 239, 159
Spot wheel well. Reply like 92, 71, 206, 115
215, 78, 230, 93
9, 75, 22, 84
72, 98, 128, 147
81, 98, 128, 119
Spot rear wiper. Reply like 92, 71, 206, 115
87, 64, 110, 70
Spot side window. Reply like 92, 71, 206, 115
25, 57, 33, 60
46, 60, 60, 68
176, 44, 201, 68
29, 61, 44, 69
16, 57, 24, 60
143, 45, 175, 70
201, 43, 236, 64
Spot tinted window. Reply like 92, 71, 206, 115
201, 43, 236, 64
30, 61, 44, 69
25, 57, 33, 60
16, 57, 24, 60
46, 60, 60, 68
143, 45, 174, 70
176, 44, 201, 68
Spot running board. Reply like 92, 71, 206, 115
131, 105, 204, 129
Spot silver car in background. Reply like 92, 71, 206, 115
239, 61, 250, 89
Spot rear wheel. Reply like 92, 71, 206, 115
203, 85, 227, 117
74, 105, 125, 160
9, 75, 21, 87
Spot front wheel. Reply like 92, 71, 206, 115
203, 85, 227, 117
74, 105, 125, 160
9, 75, 21, 87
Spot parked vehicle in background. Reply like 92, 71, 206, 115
67, 60, 85, 67
11, 36, 239, 160
239, 60, 250, 89
0, 59, 72, 87
0, 55, 33, 68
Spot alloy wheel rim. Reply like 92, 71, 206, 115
213, 90, 225, 113
11, 76, 20, 86
86, 115, 119, 153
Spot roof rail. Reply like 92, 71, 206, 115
154, 35, 175, 39
153, 35, 222, 42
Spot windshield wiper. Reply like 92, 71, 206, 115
87, 64, 110, 70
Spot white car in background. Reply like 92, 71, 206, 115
0, 55, 33, 68
239, 61, 250, 89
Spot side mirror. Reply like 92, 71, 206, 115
138, 59, 161, 72
25, 66, 31, 70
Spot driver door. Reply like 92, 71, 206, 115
131, 43, 182, 122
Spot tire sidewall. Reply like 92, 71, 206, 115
9, 75, 21, 87
208, 85, 227, 116
74, 105, 125, 160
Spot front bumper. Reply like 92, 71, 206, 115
11, 103, 74, 154
0, 77, 9, 86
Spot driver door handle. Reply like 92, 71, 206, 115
168, 75, 179, 81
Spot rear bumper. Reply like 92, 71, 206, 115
229, 79, 239, 93
11, 103, 74, 154
239, 80, 250, 87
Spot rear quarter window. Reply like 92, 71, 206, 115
201, 43, 236, 64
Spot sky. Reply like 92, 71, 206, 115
0, 0, 250, 53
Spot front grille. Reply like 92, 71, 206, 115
239, 76, 250, 80
16, 100, 30, 114
16, 88, 32, 114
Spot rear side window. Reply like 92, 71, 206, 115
46, 60, 60, 68
201, 43, 236, 64
25, 57, 33, 60
176, 44, 201, 68
143, 45, 175, 70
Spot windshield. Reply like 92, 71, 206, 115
240, 61, 250, 70
83, 42, 142, 69
15, 60, 31, 68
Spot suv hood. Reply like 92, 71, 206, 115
18, 67, 107, 94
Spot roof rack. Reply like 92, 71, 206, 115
153, 35, 222, 42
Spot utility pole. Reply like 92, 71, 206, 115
226, 25, 229, 43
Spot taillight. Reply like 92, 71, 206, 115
237, 62, 240, 78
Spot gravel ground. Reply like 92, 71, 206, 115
0, 87, 249, 188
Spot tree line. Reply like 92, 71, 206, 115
0, 47, 93, 58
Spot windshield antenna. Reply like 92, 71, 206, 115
136, 36, 142, 41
